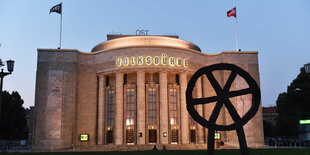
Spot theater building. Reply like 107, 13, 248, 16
33, 34, 264, 151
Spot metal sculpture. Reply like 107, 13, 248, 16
186, 63, 261, 155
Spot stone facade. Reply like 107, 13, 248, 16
33, 35, 264, 151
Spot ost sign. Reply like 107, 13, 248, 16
116, 54, 188, 68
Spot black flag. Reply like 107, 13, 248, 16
50, 3, 62, 14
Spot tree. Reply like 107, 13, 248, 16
263, 120, 276, 137
0, 91, 28, 140
276, 65, 310, 136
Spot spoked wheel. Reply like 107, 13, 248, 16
186, 63, 261, 155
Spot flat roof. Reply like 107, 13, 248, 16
107, 34, 179, 40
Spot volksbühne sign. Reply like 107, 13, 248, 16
116, 54, 188, 67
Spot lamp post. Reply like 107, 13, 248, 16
304, 63, 310, 74
0, 59, 15, 120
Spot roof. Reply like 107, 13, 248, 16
91, 35, 201, 52
262, 107, 277, 113
107, 34, 179, 40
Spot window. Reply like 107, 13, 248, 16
169, 88, 178, 125
107, 90, 115, 126
126, 88, 135, 126
189, 88, 196, 127
124, 74, 127, 85
176, 74, 179, 85
148, 88, 157, 125
105, 76, 109, 87
189, 106, 197, 126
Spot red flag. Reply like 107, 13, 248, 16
227, 7, 236, 18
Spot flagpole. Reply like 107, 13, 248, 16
235, 14, 239, 51
59, 2, 62, 49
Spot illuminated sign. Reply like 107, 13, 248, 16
299, 119, 310, 125
80, 134, 89, 141
116, 54, 188, 68
214, 133, 221, 140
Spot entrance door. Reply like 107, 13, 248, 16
106, 130, 113, 144
149, 129, 157, 143
171, 130, 178, 144
126, 129, 134, 144
190, 130, 196, 143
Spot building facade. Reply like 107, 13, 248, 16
262, 107, 278, 126
33, 35, 264, 151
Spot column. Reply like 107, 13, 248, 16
115, 72, 124, 144
195, 77, 204, 144
159, 72, 168, 144
180, 72, 189, 144
137, 71, 145, 144
97, 74, 105, 145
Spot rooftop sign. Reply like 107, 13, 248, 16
136, 29, 149, 35
116, 54, 188, 68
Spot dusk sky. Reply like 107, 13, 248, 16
0, 0, 309, 108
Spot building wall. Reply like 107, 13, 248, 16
33, 38, 264, 150
33, 51, 78, 150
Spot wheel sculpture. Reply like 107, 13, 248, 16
186, 63, 261, 155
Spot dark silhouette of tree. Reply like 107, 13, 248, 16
276, 65, 310, 136
0, 91, 28, 140
263, 120, 276, 137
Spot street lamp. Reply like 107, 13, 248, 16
0, 59, 15, 119
0, 60, 14, 90
304, 63, 310, 74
